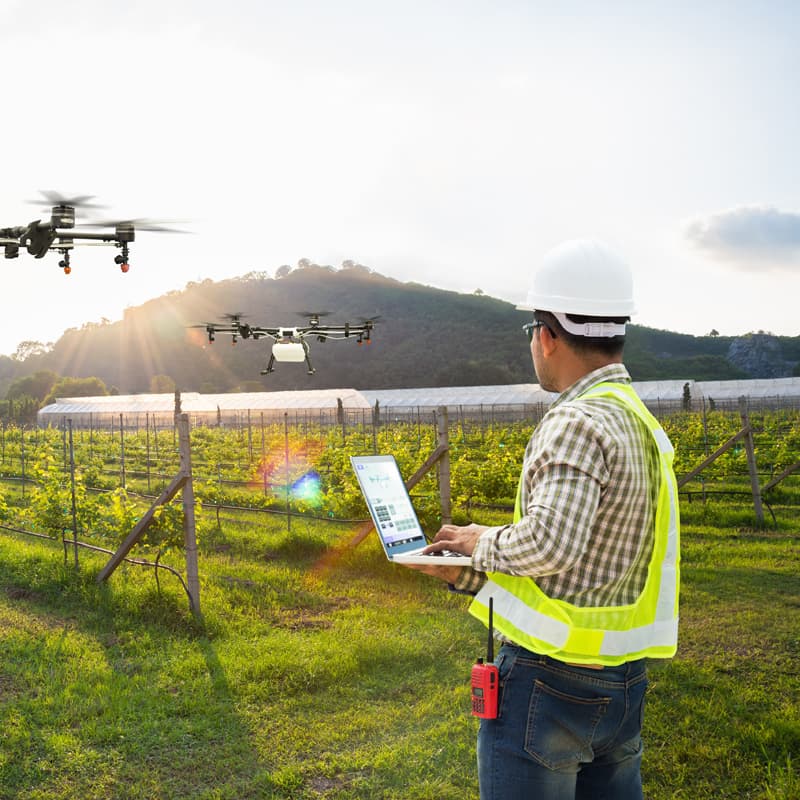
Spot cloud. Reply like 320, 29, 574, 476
685, 206, 800, 272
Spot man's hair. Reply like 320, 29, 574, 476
535, 310, 627, 358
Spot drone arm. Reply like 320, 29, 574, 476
249, 327, 281, 340
301, 324, 371, 341
0, 226, 27, 239
54, 229, 120, 242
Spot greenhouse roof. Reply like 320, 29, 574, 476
36, 377, 800, 420
361, 384, 557, 408
39, 388, 371, 416
694, 377, 800, 399
195, 389, 371, 410
632, 380, 695, 401
362, 378, 800, 407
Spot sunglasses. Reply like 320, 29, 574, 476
522, 320, 548, 341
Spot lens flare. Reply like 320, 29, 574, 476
291, 470, 322, 505
250, 441, 327, 507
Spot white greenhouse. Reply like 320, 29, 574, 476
36, 377, 800, 429
37, 389, 372, 429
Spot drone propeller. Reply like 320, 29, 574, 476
358, 315, 383, 324
27, 190, 107, 211
220, 312, 250, 331
217, 313, 258, 343
80, 217, 190, 234
189, 322, 221, 343
296, 310, 333, 322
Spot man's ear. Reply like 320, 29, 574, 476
539, 325, 558, 357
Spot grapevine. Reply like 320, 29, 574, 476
0, 406, 797, 552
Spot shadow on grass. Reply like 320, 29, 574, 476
0, 540, 278, 798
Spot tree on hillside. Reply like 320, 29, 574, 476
434, 360, 521, 387
341, 260, 371, 274
12, 340, 53, 361
150, 374, 176, 393
1, 395, 40, 425
43, 376, 109, 407
6, 370, 59, 402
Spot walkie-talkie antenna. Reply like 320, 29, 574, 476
487, 597, 494, 662
471, 595, 500, 719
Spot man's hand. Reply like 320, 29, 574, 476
425, 522, 488, 557
399, 522, 489, 583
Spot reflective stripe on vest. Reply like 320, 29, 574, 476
469, 381, 680, 666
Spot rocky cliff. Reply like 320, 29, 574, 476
727, 334, 795, 378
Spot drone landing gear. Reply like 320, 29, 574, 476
114, 242, 130, 273
58, 250, 71, 275
260, 354, 275, 375
298, 340, 315, 374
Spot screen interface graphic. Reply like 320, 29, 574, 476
354, 460, 424, 549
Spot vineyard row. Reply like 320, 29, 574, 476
0, 406, 798, 527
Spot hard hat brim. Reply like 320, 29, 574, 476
517, 297, 637, 316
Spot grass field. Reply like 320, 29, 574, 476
1, 504, 799, 799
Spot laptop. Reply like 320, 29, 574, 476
350, 454, 472, 566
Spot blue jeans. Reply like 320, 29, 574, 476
477, 644, 648, 800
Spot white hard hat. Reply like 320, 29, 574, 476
518, 238, 636, 317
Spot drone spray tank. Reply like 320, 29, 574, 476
264, 327, 314, 375
271, 342, 308, 363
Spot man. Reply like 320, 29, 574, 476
404, 239, 680, 800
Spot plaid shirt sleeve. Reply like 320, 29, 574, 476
466, 403, 611, 582
450, 365, 655, 602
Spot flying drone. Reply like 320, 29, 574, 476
193, 311, 380, 374
0, 191, 184, 274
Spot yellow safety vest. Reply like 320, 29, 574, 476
469, 381, 680, 666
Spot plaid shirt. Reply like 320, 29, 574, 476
457, 363, 661, 607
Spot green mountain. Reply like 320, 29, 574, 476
2, 264, 799, 397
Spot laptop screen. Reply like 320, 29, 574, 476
350, 455, 429, 557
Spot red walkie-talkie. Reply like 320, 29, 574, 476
471, 597, 499, 719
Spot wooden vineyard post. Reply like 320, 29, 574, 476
119, 413, 126, 489
68, 420, 79, 569
739, 397, 765, 525
436, 406, 452, 525
145, 412, 151, 494
178, 414, 201, 613
677, 403, 766, 526
98, 413, 201, 614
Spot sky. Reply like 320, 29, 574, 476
1, 0, 799, 358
